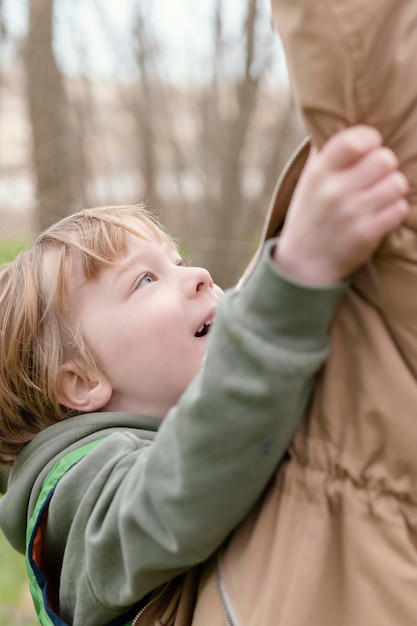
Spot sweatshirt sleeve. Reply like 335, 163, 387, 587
58, 239, 347, 618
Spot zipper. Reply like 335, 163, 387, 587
131, 581, 170, 626
217, 556, 241, 626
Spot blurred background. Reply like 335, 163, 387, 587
0, 0, 305, 288
0, 0, 304, 623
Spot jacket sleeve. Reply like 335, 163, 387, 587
57, 239, 346, 617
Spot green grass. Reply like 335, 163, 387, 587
0, 530, 38, 625
0, 238, 30, 264
0, 238, 38, 624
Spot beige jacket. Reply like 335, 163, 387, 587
192, 1, 417, 624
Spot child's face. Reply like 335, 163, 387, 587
68, 227, 223, 417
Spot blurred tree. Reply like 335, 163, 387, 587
124, 0, 304, 287
1, 0, 303, 284
0, 0, 6, 40
130, 4, 160, 209
195, 0, 273, 284
23, 0, 86, 231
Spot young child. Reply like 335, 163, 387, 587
0, 124, 408, 626
191, 2, 417, 625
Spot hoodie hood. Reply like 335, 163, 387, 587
0, 412, 160, 554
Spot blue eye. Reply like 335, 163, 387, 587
136, 273, 155, 288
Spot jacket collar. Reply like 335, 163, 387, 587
239, 137, 311, 286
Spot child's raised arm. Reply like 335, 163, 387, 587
276, 125, 409, 284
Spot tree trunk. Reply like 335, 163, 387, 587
23, 0, 85, 231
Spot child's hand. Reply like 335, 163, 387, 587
275, 125, 410, 285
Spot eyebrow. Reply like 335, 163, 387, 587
111, 244, 180, 292
112, 251, 148, 286
119, 252, 147, 271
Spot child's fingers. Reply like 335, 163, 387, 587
343, 147, 401, 192
353, 170, 409, 213
319, 125, 383, 170
348, 199, 410, 268
367, 198, 410, 243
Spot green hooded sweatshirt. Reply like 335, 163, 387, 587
0, 241, 345, 625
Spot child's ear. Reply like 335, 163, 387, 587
57, 361, 112, 413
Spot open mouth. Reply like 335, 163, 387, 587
194, 320, 213, 337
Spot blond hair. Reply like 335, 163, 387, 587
0, 205, 177, 467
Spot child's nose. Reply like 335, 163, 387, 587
183, 266, 214, 296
